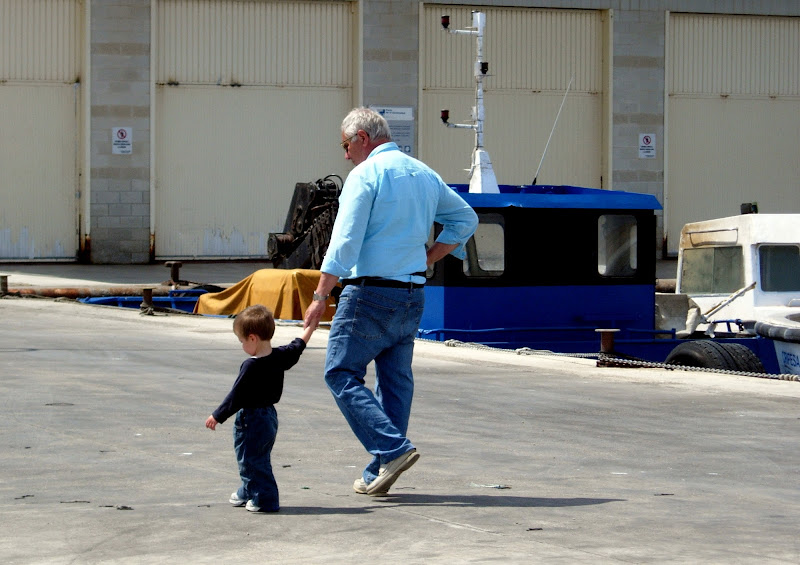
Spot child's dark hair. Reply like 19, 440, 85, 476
233, 304, 275, 340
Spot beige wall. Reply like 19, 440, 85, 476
0, 0, 83, 260
420, 5, 607, 188
155, 86, 351, 258
666, 13, 800, 254
4, 1, 800, 264
153, 0, 356, 258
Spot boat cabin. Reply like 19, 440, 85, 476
677, 214, 800, 323
419, 184, 662, 353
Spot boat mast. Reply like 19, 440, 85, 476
439, 11, 499, 194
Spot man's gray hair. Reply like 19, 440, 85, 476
341, 107, 392, 141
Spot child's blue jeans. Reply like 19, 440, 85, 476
233, 406, 279, 511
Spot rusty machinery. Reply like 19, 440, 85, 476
267, 175, 342, 270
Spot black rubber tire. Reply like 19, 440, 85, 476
718, 343, 766, 373
664, 341, 741, 371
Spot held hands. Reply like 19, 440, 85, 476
300, 322, 315, 344
205, 415, 218, 430
303, 298, 327, 331
305, 273, 338, 330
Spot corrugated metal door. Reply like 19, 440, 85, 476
421, 5, 607, 188
154, 0, 355, 259
0, 0, 82, 260
666, 13, 800, 254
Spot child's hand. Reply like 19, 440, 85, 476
205, 415, 218, 430
300, 323, 315, 344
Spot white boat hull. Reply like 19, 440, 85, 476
755, 311, 800, 375
773, 340, 800, 375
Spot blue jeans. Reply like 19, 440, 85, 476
324, 284, 425, 483
233, 406, 279, 511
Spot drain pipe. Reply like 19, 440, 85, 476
9, 286, 171, 299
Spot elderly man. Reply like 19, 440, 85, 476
304, 107, 477, 495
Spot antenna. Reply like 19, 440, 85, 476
532, 76, 573, 186
439, 11, 499, 194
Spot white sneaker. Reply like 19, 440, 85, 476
353, 477, 388, 495
229, 492, 246, 507
245, 500, 279, 513
366, 449, 419, 495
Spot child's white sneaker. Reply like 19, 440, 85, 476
229, 492, 246, 507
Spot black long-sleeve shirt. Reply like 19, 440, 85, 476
212, 338, 306, 424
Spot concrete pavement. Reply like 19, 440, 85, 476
1, 294, 799, 564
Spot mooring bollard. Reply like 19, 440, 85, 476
595, 328, 621, 367
595, 328, 620, 354
165, 261, 183, 287
141, 288, 154, 310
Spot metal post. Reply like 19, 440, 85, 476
595, 328, 621, 367
473, 11, 485, 150
596, 328, 620, 354
141, 288, 154, 310
440, 11, 499, 193
165, 261, 183, 288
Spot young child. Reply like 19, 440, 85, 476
205, 304, 314, 513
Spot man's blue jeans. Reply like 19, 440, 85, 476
324, 283, 425, 483
233, 406, 279, 511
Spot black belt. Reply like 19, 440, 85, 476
342, 277, 424, 290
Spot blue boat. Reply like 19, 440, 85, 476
417, 184, 781, 374
418, 11, 783, 375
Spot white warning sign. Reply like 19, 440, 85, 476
112, 127, 132, 155
639, 133, 655, 159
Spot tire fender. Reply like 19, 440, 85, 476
664, 340, 764, 373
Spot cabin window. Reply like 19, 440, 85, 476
759, 245, 800, 292
463, 213, 504, 277
598, 215, 637, 277
680, 246, 743, 294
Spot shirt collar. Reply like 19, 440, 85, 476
367, 141, 399, 159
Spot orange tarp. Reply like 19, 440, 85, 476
194, 268, 335, 321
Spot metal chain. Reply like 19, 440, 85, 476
441, 339, 800, 382
592, 352, 800, 381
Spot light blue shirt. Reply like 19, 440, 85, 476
321, 142, 478, 283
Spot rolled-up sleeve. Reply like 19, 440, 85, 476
320, 172, 375, 278
434, 185, 479, 259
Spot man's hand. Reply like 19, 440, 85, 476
304, 272, 339, 329
304, 299, 327, 330
205, 415, 218, 430
426, 242, 459, 267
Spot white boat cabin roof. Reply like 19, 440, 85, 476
680, 214, 800, 249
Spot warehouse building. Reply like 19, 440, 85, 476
1, 0, 798, 264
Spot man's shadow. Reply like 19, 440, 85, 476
371, 492, 625, 508
279, 492, 624, 515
